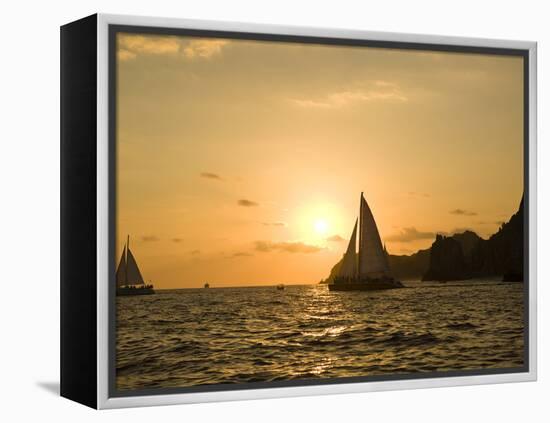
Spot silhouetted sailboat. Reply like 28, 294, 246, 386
116, 235, 155, 296
329, 193, 403, 291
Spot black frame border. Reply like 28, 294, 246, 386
107, 24, 530, 399
60, 14, 98, 409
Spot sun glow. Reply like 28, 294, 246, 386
314, 219, 329, 234
292, 202, 347, 243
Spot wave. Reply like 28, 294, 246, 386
373, 331, 442, 348
116, 284, 525, 390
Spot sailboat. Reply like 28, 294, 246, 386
116, 235, 155, 296
329, 192, 403, 291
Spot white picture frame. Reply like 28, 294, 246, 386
60, 13, 537, 409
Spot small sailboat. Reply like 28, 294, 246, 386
204, 282, 210, 289
329, 192, 403, 291
116, 235, 155, 296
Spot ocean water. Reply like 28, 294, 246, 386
116, 280, 525, 391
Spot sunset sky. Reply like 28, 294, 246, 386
116, 32, 524, 288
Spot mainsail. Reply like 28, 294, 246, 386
358, 193, 390, 278
338, 218, 358, 278
116, 237, 146, 286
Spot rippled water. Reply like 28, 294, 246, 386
116, 280, 525, 391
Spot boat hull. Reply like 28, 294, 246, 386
328, 278, 403, 291
117, 286, 155, 296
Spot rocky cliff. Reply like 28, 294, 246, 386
423, 197, 524, 281
472, 196, 524, 280
422, 231, 482, 281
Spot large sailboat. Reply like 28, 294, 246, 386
116, 235, 155, 296
329, 193, 403, 291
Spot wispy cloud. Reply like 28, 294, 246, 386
238, 199, 259, 207
450, 209, 478, 216
183, 40, 229, 59
438, 228, 476, 236
326, 234, 346, 242
189, 249, 201, 255
408, 191, 431, 198
290, 81, 407, 109
230, 252, 254, 258
262, 221, 287, 227
118, 34, 180, 61
254, 240, 325, 254
476, 221, 502, 226
172, 238, 183, 243
200, 172, 223, 180
117, 34, 228, 62
386, 227, 435, 243
141, 235, 159, 242
118, 49, 137, 61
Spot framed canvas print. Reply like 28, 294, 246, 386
60, 13, 537, 409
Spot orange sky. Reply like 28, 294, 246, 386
115, 32, 524, 288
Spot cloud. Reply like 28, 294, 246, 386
189, 249, 201, 255
450, 209, 477, 216
117, 34, 228, 62
476, 221, 501, 226
238, 199, 259, 207
386, 227, 435, 243
183, 40, 229, 59
408, 191, 431, 198
200, 172, 223, 180
172, 238, 183, 243
118, 49, 136, 61
326, 234, 346, 242
231, 252, 254, 258
141, 235, 159, 242
262, 221, 287, 227
118, 34, 181, 61
450, 227, 475, 234
290, 81, 407, 109
438, 228, 476, 236
254, 240, 325, 254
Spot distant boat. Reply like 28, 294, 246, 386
276, 284, 285, 290
116, 235, 155, 296
204, 282, 210, 288
329, 192, 403, 291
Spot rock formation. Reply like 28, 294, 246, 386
423, 197, 524, 281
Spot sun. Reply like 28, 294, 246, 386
313, 219, 329, 234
